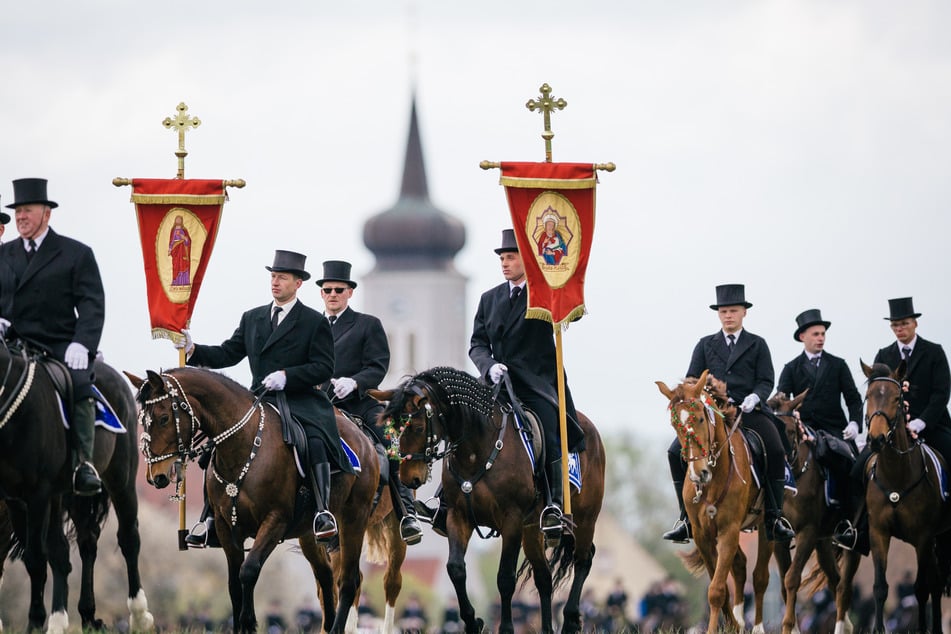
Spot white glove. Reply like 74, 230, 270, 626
908, 418, 926, 435
173, 329, 194, 354
843, 421, 859, 440
488, 363, 508, 385
262, 370, 287, 391
64, 342, 89, 370
0, 318, 9, 338
740, 393, 760, 413
331, 377, 358, 399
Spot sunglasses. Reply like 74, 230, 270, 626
321, 287, 348, 295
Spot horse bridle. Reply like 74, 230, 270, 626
865, 376, 912, 452
669, 396, 721, 465
0, 342, 38, 431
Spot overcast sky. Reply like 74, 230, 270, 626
3, 1, 950, 448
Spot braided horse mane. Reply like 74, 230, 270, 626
683, 373, 738, 424
413, 366, 496, 422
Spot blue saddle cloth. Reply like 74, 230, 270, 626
513, 408, 582, 493
57, 385, 126, 433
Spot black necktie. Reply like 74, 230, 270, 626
328, 315, 337, 326
510, 286, 522, 303
902, 345, 912, 360
25, 239, 36, 262
271, 306, 282, 331
727, 333, 735, 353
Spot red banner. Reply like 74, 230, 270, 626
500, 162, 597, 325
129, 179, 227, 341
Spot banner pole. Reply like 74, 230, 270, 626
177, 347, 188, 550
555, 326, 571, 515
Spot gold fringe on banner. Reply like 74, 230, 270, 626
525, 305, 587, 329
131, 194, 227, 205
499, 176, 596, 189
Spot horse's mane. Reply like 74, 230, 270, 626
415, 366, 495, 419
681, 374, 736, 422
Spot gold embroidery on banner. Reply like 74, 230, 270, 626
526, 191, 580, 289
154, 208, 208, 304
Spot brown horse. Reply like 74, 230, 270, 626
130, 367, 405, 634
861, 359, 951, 633
656, 370, 772, 634
768, 390, 862, 634
372, 366, 605, 634
0, 342, 153, 633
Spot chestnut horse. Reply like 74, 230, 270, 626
373, 366, 605, 634
656, 370, 772, 634
130, 367, 406, 634
861, 359, 951, 633
0, 342, 152, 633
768, 390, 861, 634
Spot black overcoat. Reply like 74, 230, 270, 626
777, 351, 863, 434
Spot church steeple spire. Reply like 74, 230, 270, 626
363, 96, 465, 271
399, 96, 429, 201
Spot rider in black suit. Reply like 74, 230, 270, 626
664, 284, 795, 543
834, 297, 951, 551
469, 229, 585, 542
316, 259, 422, 545
179, 250, 351, 545
0, 178, 105, 496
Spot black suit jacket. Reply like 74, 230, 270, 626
188, 300, 352, 472
686, 329, 774, 407
0, 228, 105, 357
777, 351, 863, 434
874, 337, 951, 430
469, 281, 584, 451
322, 307, 389, 423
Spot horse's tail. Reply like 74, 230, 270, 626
65, 491, 112, 541
678, 548, 706, 577
364, 516, 389, 566
0, 508, 23, 561
800, 554, 829, 595
514, 532, 579, 592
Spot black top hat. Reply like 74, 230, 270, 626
884, 297, 921, 321
793, 308, 831, 341
494, 229, 519, 254
6, 178, 58, 209
0, 196, 7, 225
265, 250, 310, 280
709, 284, 752, 310
315, 260, 357, 288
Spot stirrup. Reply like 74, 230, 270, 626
540, 504, 563, 530
413, 498, 439, 523
185, 520, 211, 549
73, 462, 102, 496
832, 520, 858, 551
313, 511, 338, 541
662, 519, 692, 543
400, 516, 423, 545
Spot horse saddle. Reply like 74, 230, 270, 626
740, 427, 768, 491
34, 354, 126, 433
270, 395, 361, 477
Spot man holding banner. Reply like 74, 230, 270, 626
470, 229, 586, 539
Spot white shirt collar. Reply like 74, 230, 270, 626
23, 228, 50, 251
273, 297, 297, 319
723, 328, 743, 345
899, 336, 918, 353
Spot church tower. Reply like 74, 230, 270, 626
362, 96, 468, 386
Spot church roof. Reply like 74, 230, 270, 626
363, 96, 465, 270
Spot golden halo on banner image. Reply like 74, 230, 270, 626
154, 208, 207, 304
526, 191, 581, 289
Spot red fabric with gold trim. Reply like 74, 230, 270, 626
500, 162, 597, 325
129, 178, 227, 340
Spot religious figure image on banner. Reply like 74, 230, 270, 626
155, 208, 206, 304
527, 193, 580, 289
168, 214, 192, 286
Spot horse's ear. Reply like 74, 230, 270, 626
696, 369, 710, 394
895, 358, 907, 381
124, 371, 144, 389
655, 381, 675, 400
860, 358, 873, 378
145, 369, 164, 390
791, 388, 809, 409
367, 389, 394, 403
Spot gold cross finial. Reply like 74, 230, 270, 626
525, 83, 566, 162
162, 102, 201, 179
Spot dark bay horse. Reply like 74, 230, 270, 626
372, 366, 605, 634
768, 390, 861, 634
0, 343, 152, 633
861, 359, 951, 633
656, 371, 772, 634
130, 367, 404, 634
